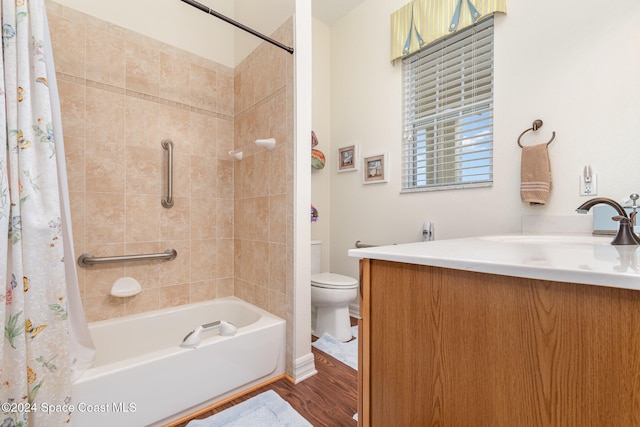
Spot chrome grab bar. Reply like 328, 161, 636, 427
355, 240, 379, 248
77, 249, 177, 268
161, 139, 174, 208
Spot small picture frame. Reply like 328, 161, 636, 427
337, 144, 359, 172
363, 153, 388, 184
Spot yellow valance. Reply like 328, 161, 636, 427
390, 0, 506, 61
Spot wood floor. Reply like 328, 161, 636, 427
172, 325, 358, 426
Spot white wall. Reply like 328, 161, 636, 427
311, 18, 332, 272
326, 0, 640, 279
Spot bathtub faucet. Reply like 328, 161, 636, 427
576, 197, 640, 245
180, 320, 237, 348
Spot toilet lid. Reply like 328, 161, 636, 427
311, 272, 359, 289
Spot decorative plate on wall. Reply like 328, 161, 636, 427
311, 131, 325, 169
312, 148, 325, 169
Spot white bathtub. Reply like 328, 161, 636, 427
71, 297, 286, 427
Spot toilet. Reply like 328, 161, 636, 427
311, 240, 358, 342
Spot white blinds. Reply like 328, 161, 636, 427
401, 17, 494, 192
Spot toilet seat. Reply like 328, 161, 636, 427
311, 272, 358, 290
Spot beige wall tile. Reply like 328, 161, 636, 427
217, 159, 234, 200
125, 194, 160, 243
217, 118, 234, 159
160, 50, 191, 106
57, 80, 85, 139
191, 197, 217, 240
69, 191, 86, 246
48, 12, 85, 78
85, 193, 125, 244
124, 288, 159, 316
85, 138, 125, 194
217, 68, 234, 116
86, 28, 125, 88
64, 135, 85, 193
85, 86, 125, 141
191, 155, 217, 198
190, 63, 217, 113
125, 39, 160, 97
159, 240, 191, 287
55, 4, 293, 327
216, 277, 234, 298
190, 111, 219, 158
190, 239, 217, 282
190, 280, 216, 303
126, 146, 162, 195
159, 283, 190, 308
217, 238, 234, 278
124, 242, 161, 288
157, 103, 191, 144
160, 197, 191, 241
125, 96, 161, 149
84, 295, 124, 322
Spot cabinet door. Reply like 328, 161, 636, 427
362, 259, 640, 426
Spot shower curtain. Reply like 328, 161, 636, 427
0, 1, 95, 426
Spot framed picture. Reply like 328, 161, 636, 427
363, 153, 388, 184
337, 144, 359, 172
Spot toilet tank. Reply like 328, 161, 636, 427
311, 240, 322, 274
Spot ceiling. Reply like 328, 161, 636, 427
312, 0, 366, 26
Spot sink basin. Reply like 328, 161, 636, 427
477, 234, 611, 246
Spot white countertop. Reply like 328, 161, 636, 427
348, 234, 640, 291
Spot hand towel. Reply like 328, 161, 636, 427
520, 143, 551, 205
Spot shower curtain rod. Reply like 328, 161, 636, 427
180, 0, 294, 55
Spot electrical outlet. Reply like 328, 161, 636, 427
579, 173, 597, 196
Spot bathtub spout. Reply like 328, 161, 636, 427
180, 320, 237, 348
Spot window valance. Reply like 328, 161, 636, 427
390, 0, 506, 61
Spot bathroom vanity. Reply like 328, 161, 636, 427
349, 235, 640, 426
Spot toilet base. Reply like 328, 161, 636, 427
313, 305, 353, 342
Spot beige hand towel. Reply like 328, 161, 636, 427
520, 143, 551, 205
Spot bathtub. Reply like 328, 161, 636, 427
71, 297, 286, 427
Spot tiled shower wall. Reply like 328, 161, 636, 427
47, 1, 293, 324
233, 24, 294, 322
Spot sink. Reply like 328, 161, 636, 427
477, 234, 611, 246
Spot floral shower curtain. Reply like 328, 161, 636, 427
0, 1, 94, 426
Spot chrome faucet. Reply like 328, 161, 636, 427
576, 197, 640, 245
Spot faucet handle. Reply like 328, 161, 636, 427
612, 215, 630, 223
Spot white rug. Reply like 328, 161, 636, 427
186, 390, 312, 427
311, 326, 358, 370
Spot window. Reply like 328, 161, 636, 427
401, 17, 494, 192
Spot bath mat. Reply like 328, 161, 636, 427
312, 326, 358, 370
186, 390, 311, 427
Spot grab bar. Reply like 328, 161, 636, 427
77, 249, 177, 268
181, 320, 237, 348
161, 139, 174, 208
355, 240, 380, 248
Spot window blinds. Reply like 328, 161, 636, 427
401, 17, 494, 191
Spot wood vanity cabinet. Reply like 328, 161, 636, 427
357, 258, 640, 426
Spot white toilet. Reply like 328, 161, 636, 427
311, 240, 358, 342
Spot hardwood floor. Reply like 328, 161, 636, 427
172, 324, 358, 426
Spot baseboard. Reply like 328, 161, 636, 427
292, 352, 317, 383
160, 374, 286, 427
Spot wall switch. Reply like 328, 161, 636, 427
579, 165, 597, 196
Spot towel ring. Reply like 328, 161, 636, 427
517, 119, 556, 148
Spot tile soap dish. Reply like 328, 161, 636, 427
110, 277, 142, 297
